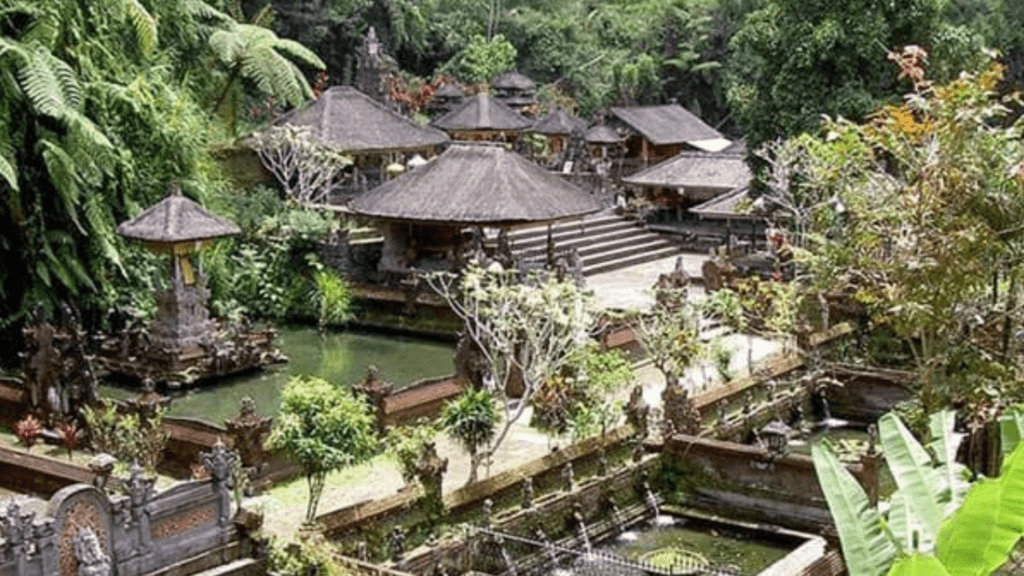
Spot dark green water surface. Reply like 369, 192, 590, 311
99, 326, 454, 424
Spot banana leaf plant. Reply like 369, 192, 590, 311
813, 409, 1024, 576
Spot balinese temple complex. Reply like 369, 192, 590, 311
430, 94, 533, 143
349, 142, 604, 276
97, 185, 284, 387
274, 85, 450, 195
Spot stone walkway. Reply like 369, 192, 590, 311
585, 252, 708, 310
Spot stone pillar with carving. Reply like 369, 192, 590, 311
123, 462, 155, 554
35, 517, 58, 575
201, 440, 238, 526
0, 500, 35, 574
225, 397, 272, 476
352, 366, 392, 433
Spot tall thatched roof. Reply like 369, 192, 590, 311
276, 86, 449, 153
532, 106, 586, 135
350, 142, 604, 224
622, 151, 751, 190
431, 94, 533, 132
609, 104, 726, 149
491, 71, 536, 91
118, 189, 240, 243
586, 125, 621, 144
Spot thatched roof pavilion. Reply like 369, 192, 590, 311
531, 106, 586, 154
352, 142, 602, 224
350, 142, 603, 272
117, 187, 240, 251
586, 125, 621, 145
431, 94, 532, 142
278, 85, 449, 155
622, 151, 751, 203
609, 104, 729, 169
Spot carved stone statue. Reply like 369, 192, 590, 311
390, 526, 406, 562
625, 385, 650, 438
521, 477, 534, 509
73, 527, 111, 576
453, 333, 487, 389
662, 382, 701, 436
652, 256, 690, 311
562, 462, 575, 493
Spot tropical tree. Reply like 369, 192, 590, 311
426, 263, 596, 476
757, 51, 1024, 415
439, 33, 517, 85
725, 0, 983, 146
267, 375, 378, 523
248, 125, 353, 205
440, 388, 500, 484
813, 409, 1024, 576
203, 4, 326, 132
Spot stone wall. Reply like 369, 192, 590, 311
0, 445, 93, 497
0, 443, 247, 576
663, 433, 878, 533
317, 426, 640, 553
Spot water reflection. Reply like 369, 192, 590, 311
99, 326, 454, 424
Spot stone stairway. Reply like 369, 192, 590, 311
500, 210, 687, 276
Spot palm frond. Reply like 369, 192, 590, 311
124, 0, 158, 57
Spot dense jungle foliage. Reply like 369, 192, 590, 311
2, 0, 1023, 365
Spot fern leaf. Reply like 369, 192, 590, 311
271, 37, 325, 70
124, 0, 158, 58
19, 46, 81, 118
21, 6, 59, 48
182, 0, 232, 23
0, 154, 18, 191
38, 138, 84, 233
209, 27, 245, 65
84, 192, 125, 277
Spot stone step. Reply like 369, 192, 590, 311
578, 236, 681, 265
192, 558, 261, 576
504, 214, 637, 244
513, 226, 657, 259
583, 244, 687, 276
